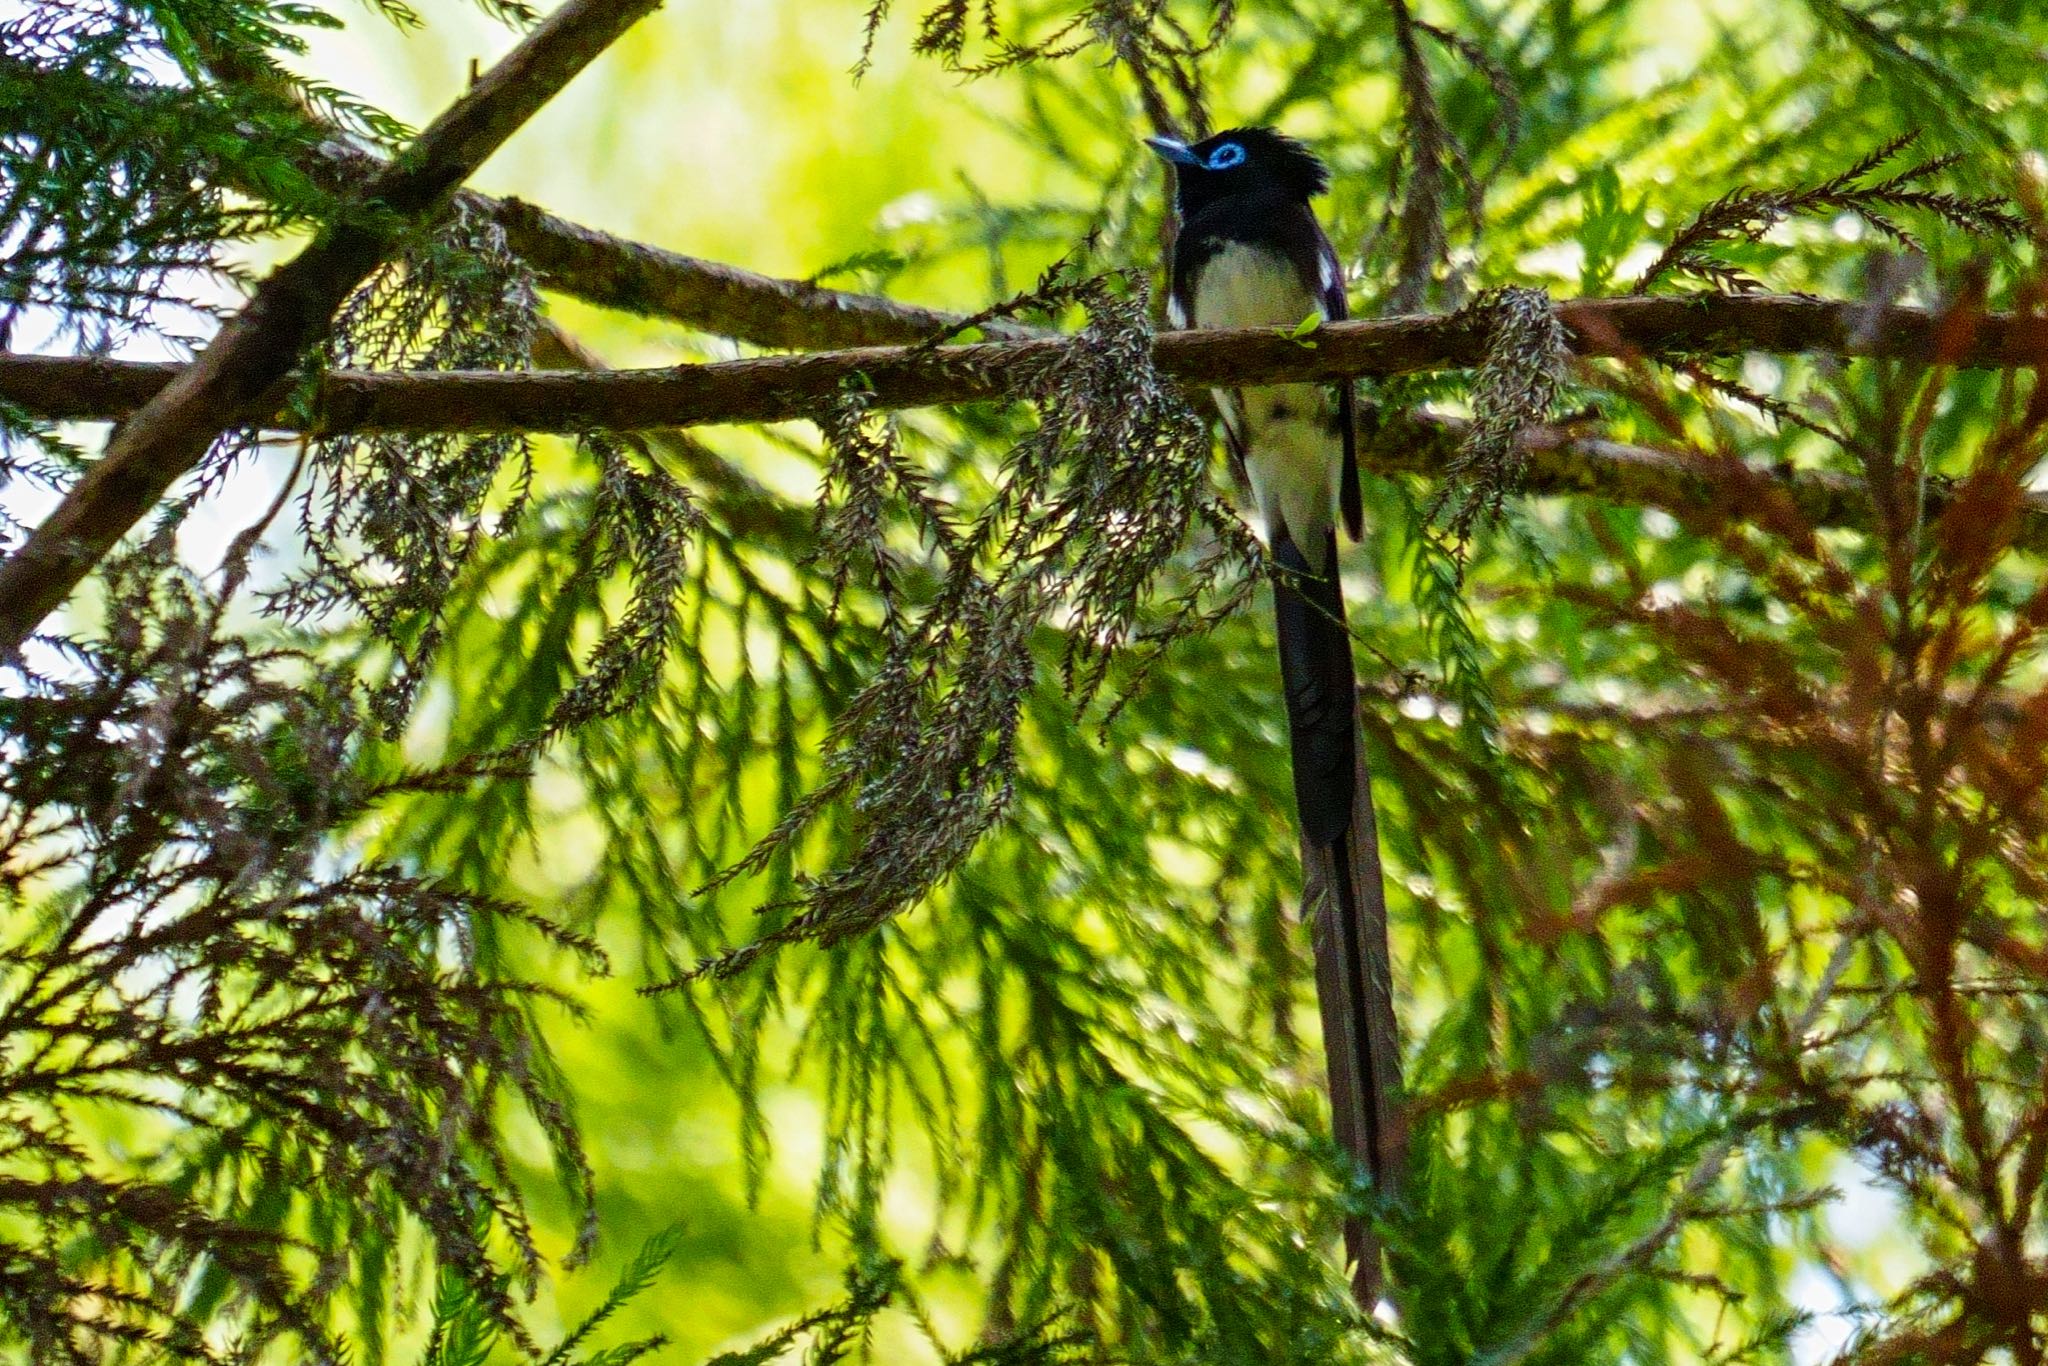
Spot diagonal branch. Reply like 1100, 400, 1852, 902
0, 0, 666, 657
494, 195, 1045, 349
189, 23, 1012, 353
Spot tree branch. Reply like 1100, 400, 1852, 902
12, 295, 2046, 554
495, 195, 1043, 349
188, 23, 1005, 354
529, 322, 814, 543
10, 295, 2043, 434
0, 0, 666, 656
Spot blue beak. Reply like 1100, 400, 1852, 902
1144, 136, 1201, 167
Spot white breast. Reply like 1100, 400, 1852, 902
1191, 243, 1340, 563
1192, 242, 1316, 329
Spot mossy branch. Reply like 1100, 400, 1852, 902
500, 194, 1052, 350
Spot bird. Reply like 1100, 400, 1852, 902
1146, 125, 1396, 1301
1145, 126, 1361, 845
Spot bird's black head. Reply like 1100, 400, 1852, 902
1145, 126, 1330, 215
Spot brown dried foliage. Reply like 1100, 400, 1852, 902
674, 270, 1249, 981
1469, 285, 2048, 1361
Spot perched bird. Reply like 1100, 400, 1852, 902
1147, 126, 1397, 1301
1145, 126, 1361, 845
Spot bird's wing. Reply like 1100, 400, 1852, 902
1312, 230, 1363, 542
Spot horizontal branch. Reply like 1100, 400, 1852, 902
1382, 414, 2048, 555
528, 322, 814, 543
307, 296, 2048, 431
11, 294, 2046, 552
9, 295, 2044, 436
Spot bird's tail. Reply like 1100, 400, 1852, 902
1271, 534, 1357, 846
1273, 532, 1404, 1305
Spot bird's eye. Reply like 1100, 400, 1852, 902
1205, 141, 1246, 170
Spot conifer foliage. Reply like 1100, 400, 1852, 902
7, 1, 2048, 1364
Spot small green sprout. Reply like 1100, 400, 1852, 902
1273, 311, 1322, 348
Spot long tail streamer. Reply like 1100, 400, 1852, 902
1272, 534, 1405, 1304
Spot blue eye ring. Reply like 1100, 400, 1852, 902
1205, 141, 1246, 171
